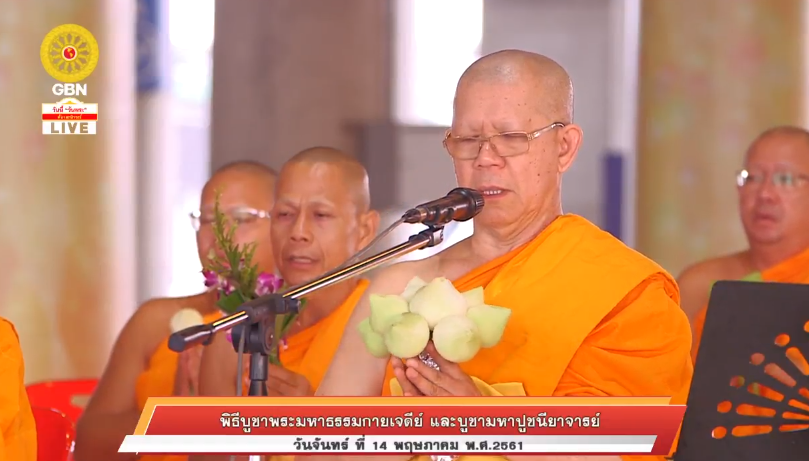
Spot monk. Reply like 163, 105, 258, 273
679, 126, 809, 363
74, 161, 277, 461
0, 316, 36, 461
313, 50, 693, 461
191, 147, 380, 461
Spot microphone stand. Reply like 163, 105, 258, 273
168, 225, 446, 396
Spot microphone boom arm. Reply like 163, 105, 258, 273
166, 187, 480, 397
168, 225, 446, 353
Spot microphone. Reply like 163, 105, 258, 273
402, 188, 485, 226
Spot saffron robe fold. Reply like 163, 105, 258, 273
0, 317, 36, 461
386, 215, 692, 461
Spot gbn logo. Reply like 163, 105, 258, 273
52, 83, 87, 96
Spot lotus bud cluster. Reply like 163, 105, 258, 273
358, 276, 511, 363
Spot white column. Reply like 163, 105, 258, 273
606, 0, 641, 248
104, 0, 139, 342
136, 0, 175, 303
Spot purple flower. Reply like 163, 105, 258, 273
255, 272, 284, 297
202, 270, 220, 288
204, 269, 237, 295
222, 278, 235, 295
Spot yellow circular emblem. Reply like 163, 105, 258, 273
40, 24, 99, 83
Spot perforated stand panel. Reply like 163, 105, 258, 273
674, 281, 809, 461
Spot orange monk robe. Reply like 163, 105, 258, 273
691, 246, 809, 364
136, 310, 223, 461
276, 279, 369, 389
0, 317, 36, 461
386, 215, 692, 461
136, 281, 368, 461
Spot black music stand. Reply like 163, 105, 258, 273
674, 281, 809, 461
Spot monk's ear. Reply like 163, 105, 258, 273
357, 210, 381, 248
557, 123, 583, 174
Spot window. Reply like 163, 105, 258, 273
394, 0, 484, 126
167, 0, 216, 296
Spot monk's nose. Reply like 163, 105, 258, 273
475, 142, 505, 168
756, 181, 778, 201
290, 215, 312, 242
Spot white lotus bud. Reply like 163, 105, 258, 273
461, 286, 485, 307
358, 318, 389, 358
383, 313, 430, 359
466, 304, 511, 348
432, 315, 481, 363
369, 294, 409, 333
408, 277, 468, 329
400, 276, 428, 302
170, 308, 204, 333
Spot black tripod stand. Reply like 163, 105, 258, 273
228, 295, 301, 396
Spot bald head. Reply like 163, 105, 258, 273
744, 125, 809, 166
750, 126, 809, 150
215, 160, 278, 176
457, 50, 574, 123
450, 50, 584, 232
197, 160, 278, 274
206, 160, 278, 196
272, 147, 379, 287
283, 147, 371, 212
739, 125, 809, 252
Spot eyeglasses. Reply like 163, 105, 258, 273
190, 207, 271, 231
736, 169, 809, 190
443, 122, 566, 160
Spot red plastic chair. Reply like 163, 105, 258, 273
26, 379, 98, 424
32, 406, 75, 461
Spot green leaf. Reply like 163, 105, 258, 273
204, 188, 303, 367
741, 271, 764, 282
274, 315, 285, 342
217, 291, 246, 314
708, 271, 765, 296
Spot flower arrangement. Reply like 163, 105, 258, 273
198, 191, 301, 365
358, 276, 511, 364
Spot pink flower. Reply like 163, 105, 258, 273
204, 270, 236, 295
255, 272, 284, 297
222, 278, 235, 295
202, 270, 220, 288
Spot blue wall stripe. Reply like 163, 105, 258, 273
603, 152, 624, 241
136, 0, 160, 92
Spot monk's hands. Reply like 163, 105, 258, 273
174, 346, 203, 396
392, 343, 482, 397
266, 364, 314, 396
